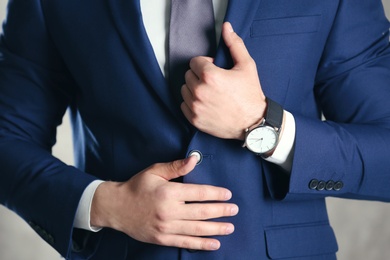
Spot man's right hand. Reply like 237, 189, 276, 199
90, 155, 239, 251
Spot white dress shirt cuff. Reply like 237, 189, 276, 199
264, 111, 296, 172
74, 180, 105, 232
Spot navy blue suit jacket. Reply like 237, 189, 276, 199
1, 0, 390, 259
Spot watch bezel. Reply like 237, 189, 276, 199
243, 97, 283, 156
245, 124, 279, 154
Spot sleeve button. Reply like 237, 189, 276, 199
325, 180, 335, 191
334, 181, 344, 191
309, 179, 319, 190
316, 181, 326, 191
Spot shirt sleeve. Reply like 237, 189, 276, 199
74, 180, 105, 232
264, 111, 295, 172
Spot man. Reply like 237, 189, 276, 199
0, 0, 390, 259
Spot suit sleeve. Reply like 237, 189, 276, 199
0, 0, 97, 257
264, 0, 390, 201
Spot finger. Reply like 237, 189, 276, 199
181, 85, 193, 112
152, 156, 198, 181
192, 56, 214, 65
180, 101, 194, 123
177, 184, 233, 202
165, 220, 235, 237
184, 69, 199, 93
155, 234, 221, 251
159, 202, 237, 223
222, 22, 252, 66
189, 56, 215, 80
180, 203, 239, 220
182, 69, 198, 100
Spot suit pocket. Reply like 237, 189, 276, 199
251, 15, 321, 37
265, 223, 338, 259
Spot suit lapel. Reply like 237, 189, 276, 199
107, 0, 180, 118
107, 0, 261, 118
215, 0, 261, 68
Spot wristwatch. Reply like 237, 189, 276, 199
243, 97, 283, 157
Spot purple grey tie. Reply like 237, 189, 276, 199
169, 0, 217, 104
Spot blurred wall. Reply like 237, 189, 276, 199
0, 1, 390, 259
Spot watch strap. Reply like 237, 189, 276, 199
265, 97, 283, 130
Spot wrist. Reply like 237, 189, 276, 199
242, 99, 267, 140
90, 181, 122, 229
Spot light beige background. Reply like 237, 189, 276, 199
0, 1, 390, 259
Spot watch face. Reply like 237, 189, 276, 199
246, 126, 278, 154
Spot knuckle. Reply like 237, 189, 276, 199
201, 69, 216, 84
156, 209, 170, 221
191, 87, 203, 100
197, 187, 208, 201
233, 32, 243, 42
248, 56, 256, 66
189, 98, 199, 112
184, 69, 192, 80
241, 55, 255, 68
155, 222, 169, 234
231, 35, 244, 47
193, 223, 204, 235
170, 160, 181, 172
189, 57, 198, 67
149, 162, 162, 172
180, 239, 191, 249
151, 233, 165, 245
197, 206, 210, 219
199, 239, 209, 250
154, 201, 175, 221
155, 186, 171, 201
168, 160, 184, 177
180, 84, 186, 96
191, 100, 202, 115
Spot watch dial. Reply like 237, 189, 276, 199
246, 126, 278, 154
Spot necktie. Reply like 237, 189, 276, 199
168, 0, 217, 104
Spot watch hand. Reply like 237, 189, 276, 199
249, 138, 263, 146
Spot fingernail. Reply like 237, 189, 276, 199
210, 242, 220, 250
231, 206, 239, 215
226, 225, 235, 234
225, 191, 232, 200
227, 22, 234, 32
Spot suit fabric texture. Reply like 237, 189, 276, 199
0, 0, 390, 259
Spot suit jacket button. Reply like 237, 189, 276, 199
325, 180, 335, 191
309, 179, 319, 190
188, 150, 203, 165
316, 181, 326, 191
334, 181, 344, 191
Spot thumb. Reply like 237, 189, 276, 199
222, 22, 252, 67
153, 155, 198, 181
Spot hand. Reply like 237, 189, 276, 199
181, 22, 267, 140
90, 156, 239, 251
